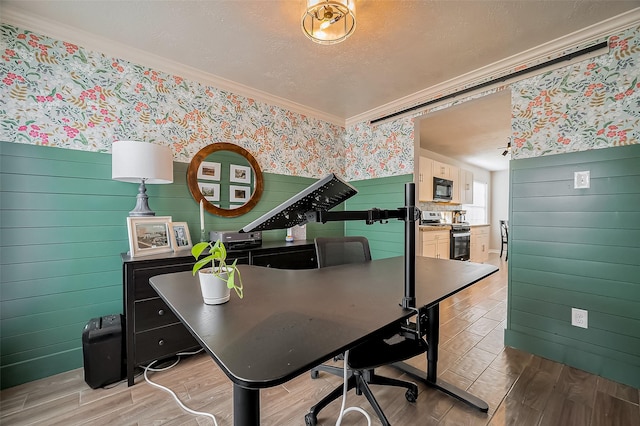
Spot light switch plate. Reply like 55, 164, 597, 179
574, 171, 590, 189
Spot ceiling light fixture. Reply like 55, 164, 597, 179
301, 0, 356, 45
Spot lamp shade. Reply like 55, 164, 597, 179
112, 140, 173, 184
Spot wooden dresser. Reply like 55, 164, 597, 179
122, 240, 316, 386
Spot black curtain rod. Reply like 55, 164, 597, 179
370, 40, 609, 125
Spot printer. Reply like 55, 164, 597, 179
210, 230, 262, 250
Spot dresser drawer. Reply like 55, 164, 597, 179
134, 298, 180, 332
133, 262, 195, 300
134, 323, 199, 364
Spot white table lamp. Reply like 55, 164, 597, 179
112, 140, 173, 216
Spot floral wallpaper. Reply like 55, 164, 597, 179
510, 25, 640, 159
2, 22, 639, 182
345, 117, 415, 181
0, 24, 348, 179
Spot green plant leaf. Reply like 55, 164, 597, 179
191, 241, 209, 259
192, 256, 213, 275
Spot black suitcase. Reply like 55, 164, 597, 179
82, 314, 124, 389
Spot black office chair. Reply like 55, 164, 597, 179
306, 236, 425, 426
500, 220, 509, 261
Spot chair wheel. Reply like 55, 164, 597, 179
305, 413, 317, 426
310, 370, 319, 379
405, 387, 418, 403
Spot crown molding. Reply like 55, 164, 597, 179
4, 5, 638, 129
1, 5, 346, 127
345, 7, 640, 127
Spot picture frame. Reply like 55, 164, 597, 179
169, 222, 193, 251
199, 182, 220, 202
230, 164, 251, 184
126, 216, 173, 257
229, 185, 250, 203
197, 161, 221, 181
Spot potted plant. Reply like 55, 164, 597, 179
192, 240, 244, 304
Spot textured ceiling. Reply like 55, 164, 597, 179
3, 1, 639, 171
419, 90, 513, 171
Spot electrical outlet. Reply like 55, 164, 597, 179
574, 171, 590, 189
571, 308, 588, 329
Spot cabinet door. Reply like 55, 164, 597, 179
437, 236, 451, 260
478, 234, 489, 263
420, 230, 450, 259
418, 157, 433, 202
460, 169, 474, 205
450, 165, 460, 204
421, 240, 437, 258
470, 226, 489, 263
432, 160, 447, 179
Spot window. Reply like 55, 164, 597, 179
462, 181, 487, 225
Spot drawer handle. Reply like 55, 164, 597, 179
158, 339, 165, 346
158, 309, 165, 316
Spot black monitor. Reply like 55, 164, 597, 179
241, 174, 357, 232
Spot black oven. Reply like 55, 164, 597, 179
450, 224, 471, 261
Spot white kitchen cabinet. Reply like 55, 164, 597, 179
420, 229, 450, 259
460, 168, 474, 205
450, 164, 460, 204
470, 225, 489, 263
418, 157, 433, 202
432, 160, 452, 180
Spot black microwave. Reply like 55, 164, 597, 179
433, 177, 453, 202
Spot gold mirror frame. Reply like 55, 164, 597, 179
187, 143, 264, 218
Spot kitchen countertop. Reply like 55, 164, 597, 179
419, 224, 452, 231
419, 223, 490, 231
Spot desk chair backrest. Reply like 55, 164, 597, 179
314, 236, 371, 268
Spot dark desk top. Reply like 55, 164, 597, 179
150, 256, 497, 389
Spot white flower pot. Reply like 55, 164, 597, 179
198, 268, 231, 304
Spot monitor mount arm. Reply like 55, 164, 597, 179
307, 183, 420, 310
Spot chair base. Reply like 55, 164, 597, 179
305, 369, 418, 426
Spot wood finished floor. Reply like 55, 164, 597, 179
2, 254, 638, 426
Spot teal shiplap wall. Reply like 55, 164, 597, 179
345, 175, 413, 260
0, 141, 341, 389
505, 144, 640, 388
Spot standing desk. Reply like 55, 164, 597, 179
150, 256, 498, 425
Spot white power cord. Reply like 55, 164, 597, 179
143, 349, 218, 426
144, 348, 370, 426
336, 350, 372, 426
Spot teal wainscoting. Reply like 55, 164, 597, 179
0, 141, 340, 388
505, 144, 640, 388
344, 174, 413, 260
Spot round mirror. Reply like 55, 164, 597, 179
187, 143, 264, 218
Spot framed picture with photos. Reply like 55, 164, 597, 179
230, 164, 251, 184
169, 222, 193, 251
197, 161, 221, 181
126, 216, 173, 257
199, 182, 220, 202
229, 185, 250, 203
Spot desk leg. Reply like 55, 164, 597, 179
394, 304, 489, 412
233, 384, 260, 426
